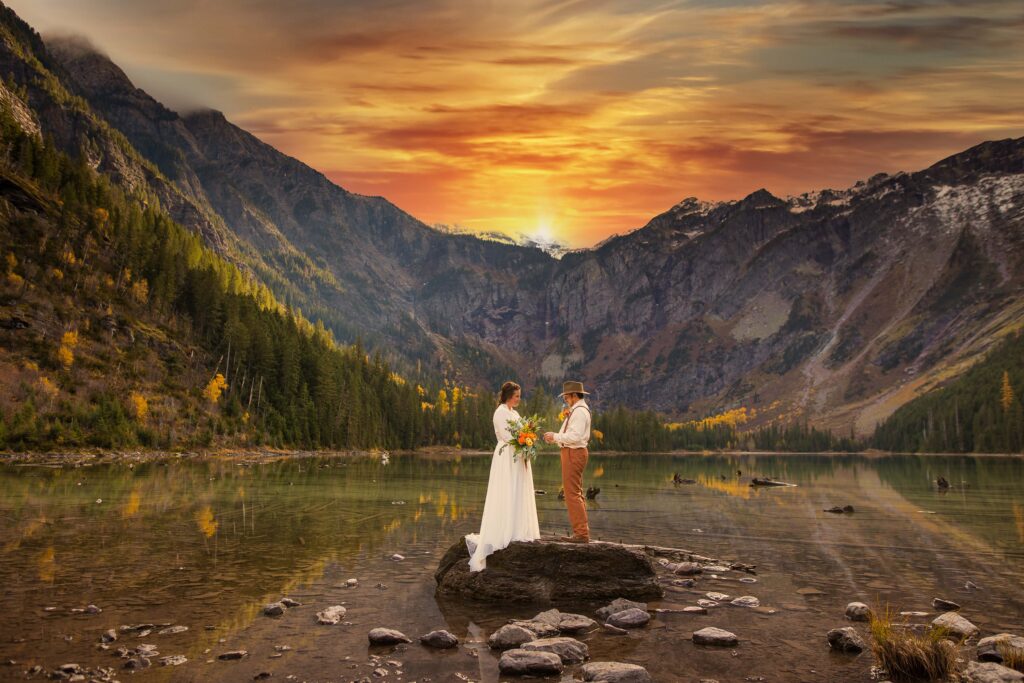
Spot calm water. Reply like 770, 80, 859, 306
1, 452, 1022, 682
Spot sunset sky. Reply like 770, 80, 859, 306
10, 0, 1023, 247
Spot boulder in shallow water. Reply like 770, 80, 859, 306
827, 627, 865, 653
489, 624, 536, 650
845, 602, 872, 622
581, 661, 653, 683
511, 620, 561, 638
606, 608, 650, 629
978, 633, 1024, 664
367, 628, 411, 645
435, 538, 663, 603
693, 627, 739, 646
419, 630, 459, 649
932, 611, 979, 639
497, 649, 563, 676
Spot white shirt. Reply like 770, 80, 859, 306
552, 399, 591, 449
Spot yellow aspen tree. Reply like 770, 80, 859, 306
1001, 371, 1015, 412
204, 373, 228, 404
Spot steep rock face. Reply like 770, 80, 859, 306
6, 2, 1021, 432
0, 11, 228, 252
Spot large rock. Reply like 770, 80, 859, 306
435, 539, 663, 603
498, 649, 564, 676
315, 605, 346, 625
932, 611, 980, 639
581, 661, 653, 683
963, 661, 1024, 683
521, 637, 589, 664
979, 634, 1024, 663
827, 627, 865, 653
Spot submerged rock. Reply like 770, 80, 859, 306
730, 596, 760, 608
497, 649, 563, 676
435, 539, 663, 603
218, 651, 248, 660
581, 661, 653, 682
827, 627, 865, 653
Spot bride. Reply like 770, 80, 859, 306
465, 381, 541, 571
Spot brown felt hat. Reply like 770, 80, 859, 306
560, 381, 591, 397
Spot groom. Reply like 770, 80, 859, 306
543, 381, 592, 543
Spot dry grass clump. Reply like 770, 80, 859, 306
999, 641, 1024, 672
868, 606, 962, 682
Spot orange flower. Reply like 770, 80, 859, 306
518, 435, 526, 444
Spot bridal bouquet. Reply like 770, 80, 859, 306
506, 414, 544, 463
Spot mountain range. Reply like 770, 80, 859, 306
2, 1, 1023, 438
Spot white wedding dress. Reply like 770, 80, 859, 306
465, 403, 541, 571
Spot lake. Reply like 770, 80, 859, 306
1, 451, 1022, 682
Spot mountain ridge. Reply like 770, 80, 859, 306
3, 2, 1023, 437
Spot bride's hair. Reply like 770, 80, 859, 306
498, 381, 521, 405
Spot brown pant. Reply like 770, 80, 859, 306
560, 447, 589, 539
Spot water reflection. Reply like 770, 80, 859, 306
0, 452, 1021, 681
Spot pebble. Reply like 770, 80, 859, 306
280, 597, 301, 607
697, 599, 719, 608
390, 554, 405, 561
346, 579, 359, 587
159, 655, 188, 666
158, 625, 188, 635
101, 630, 117, 643
706, 592, 730, 601
672, 562, 703, 576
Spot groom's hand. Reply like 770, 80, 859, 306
543, 432, 556, 444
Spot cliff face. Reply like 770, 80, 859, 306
4, 1, 1022, 433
